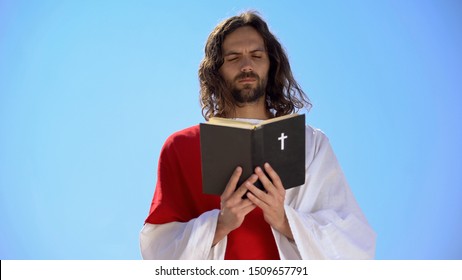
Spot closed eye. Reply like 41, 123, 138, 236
224, 54, 240, 62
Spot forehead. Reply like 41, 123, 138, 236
222, 26, 266, 51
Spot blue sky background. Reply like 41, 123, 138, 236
1, 0, 461, 259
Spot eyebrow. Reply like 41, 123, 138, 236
223, 48, 266, 56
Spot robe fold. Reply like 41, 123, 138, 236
140, 124, 376, 259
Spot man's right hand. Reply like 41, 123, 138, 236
212, 166, 258, 246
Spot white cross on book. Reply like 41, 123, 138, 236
278, 132, 288, 150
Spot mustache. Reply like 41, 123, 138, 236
233, 72, 260, 82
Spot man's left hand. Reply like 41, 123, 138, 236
246, 163, 294, 241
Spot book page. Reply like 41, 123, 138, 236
206, 114, 299, 129
258, 113, 299, 126
206, 117, 257, 129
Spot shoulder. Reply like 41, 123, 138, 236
305, 124, 329, 145
167, 125, 200, 141
304, 124, 334, 162
162, 125, 200, 151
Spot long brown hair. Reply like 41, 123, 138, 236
199, 11, 312, 120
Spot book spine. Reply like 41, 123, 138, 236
252, 127, 265, 190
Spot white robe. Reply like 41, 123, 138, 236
140, 125, 376, 259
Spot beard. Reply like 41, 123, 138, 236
228, 72, 267, 104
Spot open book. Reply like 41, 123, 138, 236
200, 114, 306, 195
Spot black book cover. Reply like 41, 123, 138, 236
200, 114, 306, 195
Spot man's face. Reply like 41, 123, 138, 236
219, 26, 270, 104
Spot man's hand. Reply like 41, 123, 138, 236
246, 163, 294, 241
212, 167, 258, 246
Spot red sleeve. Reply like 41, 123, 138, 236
145, 125, 220, 224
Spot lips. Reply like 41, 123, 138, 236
238, 78, 256, 83
235, 72, 259, 83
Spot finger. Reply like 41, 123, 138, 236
232, 173, 258, 201
222, 166, 242, 199
237, 195, 256, 208
254, 166, 276, 194
240, 203, 257, 216
246, 191, 268, 210
245, 181, 268, 201
221, 195, 255, 216
263, 163, 284, 192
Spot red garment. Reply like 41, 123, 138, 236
145, 125, 280, 260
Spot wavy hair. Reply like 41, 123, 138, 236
199, 11, 312, 120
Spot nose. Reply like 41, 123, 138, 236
240, 56, 253, 72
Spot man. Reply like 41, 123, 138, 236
140, 11, 376, 259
